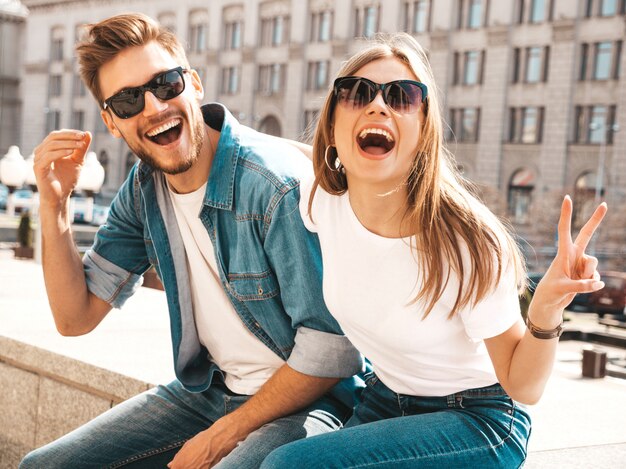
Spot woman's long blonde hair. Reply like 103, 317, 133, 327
309, 33, 526, 318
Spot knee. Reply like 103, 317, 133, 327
19, 448, 44, 469
260, 445, 297, 469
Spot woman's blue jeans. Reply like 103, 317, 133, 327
262, 373, 531, 468
19, 375, 348, 469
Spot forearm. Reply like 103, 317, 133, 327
499, 305, 561, 404
224, 363, 339, 437
40, 202, 109, 335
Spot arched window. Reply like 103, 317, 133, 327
507, 168, 536, 224
158, 12, 177, 34
258, 115, 281, 137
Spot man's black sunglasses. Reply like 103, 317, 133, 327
333, 76, 428, 114
103, 67, 188, 119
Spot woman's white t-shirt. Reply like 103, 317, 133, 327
300, 177, 521, 396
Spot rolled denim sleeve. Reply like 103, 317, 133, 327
83, 250, 144, 309
265, 184, 364, 378
287, 327, 363, 378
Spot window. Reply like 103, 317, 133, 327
310, 10, 333, 42
221, 66, 240, 95
600, 0, 618, 16
73, 75, 86, 97
224, 21, 242, 50
404, 1, 431, 33
574, 104, 618, 144
525, 47, 542, 82
51, 39, 63, 61
307, 61, 329, 90
509, 107, 545, 143
46, 110, 61, 133
467, 0, 483, 28
355, 5, 379, 38
260, 15, 290, 46
594, 42, 613, 79
453, 50, 485, 85
508, 168, 536, 225
49, 75, 62, 97
521, 107, 543, 143
50, 26, 64, 61
530, 0, 546, 23
258, 64, 284, 95
580, 40, 622, 80
71, 110, 84, 130
511, 46, 549, 83
189, 21, 208, 52
450, 108, 481, 142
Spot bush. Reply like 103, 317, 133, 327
17, 211, 33, 248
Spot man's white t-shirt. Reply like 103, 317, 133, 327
300, 177, 521, 396
169, 183, 284, 395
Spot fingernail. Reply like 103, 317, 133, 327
592, 281, 605, 290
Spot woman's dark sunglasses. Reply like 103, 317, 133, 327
333, 76, 428, 114
103, 67, 187, 119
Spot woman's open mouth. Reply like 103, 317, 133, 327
357, 128, 396, 156
145, 118, 183, 146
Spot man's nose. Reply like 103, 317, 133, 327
142, 90, 168, 117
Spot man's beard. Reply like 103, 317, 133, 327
124, 105, 205, 175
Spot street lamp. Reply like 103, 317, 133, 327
75, 151, 105, 223
0, 145, 27, 216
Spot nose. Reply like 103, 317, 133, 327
365, 90, 389, 116
142, 90, 168, 117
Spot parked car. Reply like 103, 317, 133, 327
13, 189, 35, 214
0, 184, 7, 210
589, 271, 626, 317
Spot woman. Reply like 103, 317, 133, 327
261, 33, 607, 468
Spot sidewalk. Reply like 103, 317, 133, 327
1, 252, 625, 467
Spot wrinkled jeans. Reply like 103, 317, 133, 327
262, 373, 531, 468
20, 374, 348, 469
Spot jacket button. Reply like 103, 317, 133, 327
258, 287, 263, 295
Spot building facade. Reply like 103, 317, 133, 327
19, 0, 626, 269
0, 0, 27, 156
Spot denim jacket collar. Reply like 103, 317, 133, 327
136, 103, 241, 211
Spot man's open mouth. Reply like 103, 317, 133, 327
357, 128, 396, 155
145, 118, 183, 146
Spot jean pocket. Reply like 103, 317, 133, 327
226, 270, 280, 301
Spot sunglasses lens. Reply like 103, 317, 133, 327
386, 82, 422, 113
109, 88, 144, 119
336, 78, 375, 109
106, 68, 186, 119
153, 69, 185, 100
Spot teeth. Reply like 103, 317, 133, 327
358, 128, 394, 142
146, 119, 181, 137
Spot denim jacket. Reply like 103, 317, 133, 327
83, 104, 363, 398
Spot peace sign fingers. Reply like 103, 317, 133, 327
573, 202, 608, 252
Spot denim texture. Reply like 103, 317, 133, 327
20, 375, 350, 469
82, 103, 363, 401
262, 373, 531, 468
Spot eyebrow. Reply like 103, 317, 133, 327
108, 69, 171, 99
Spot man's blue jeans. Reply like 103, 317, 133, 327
20, 375, 348, 468
262, 372, 531, 468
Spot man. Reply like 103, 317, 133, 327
20, 13, 362, 469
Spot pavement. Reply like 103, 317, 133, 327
1, 250, 626, 467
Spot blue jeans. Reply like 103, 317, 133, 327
262, 373, 531, 468
20, 375, 348, 468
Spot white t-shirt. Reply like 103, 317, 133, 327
300, 177, 521, 396
169, 183, 284, 395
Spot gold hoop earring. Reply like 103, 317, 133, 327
324, 145, 342, 173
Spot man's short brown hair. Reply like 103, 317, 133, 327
76, 13, 190, 107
